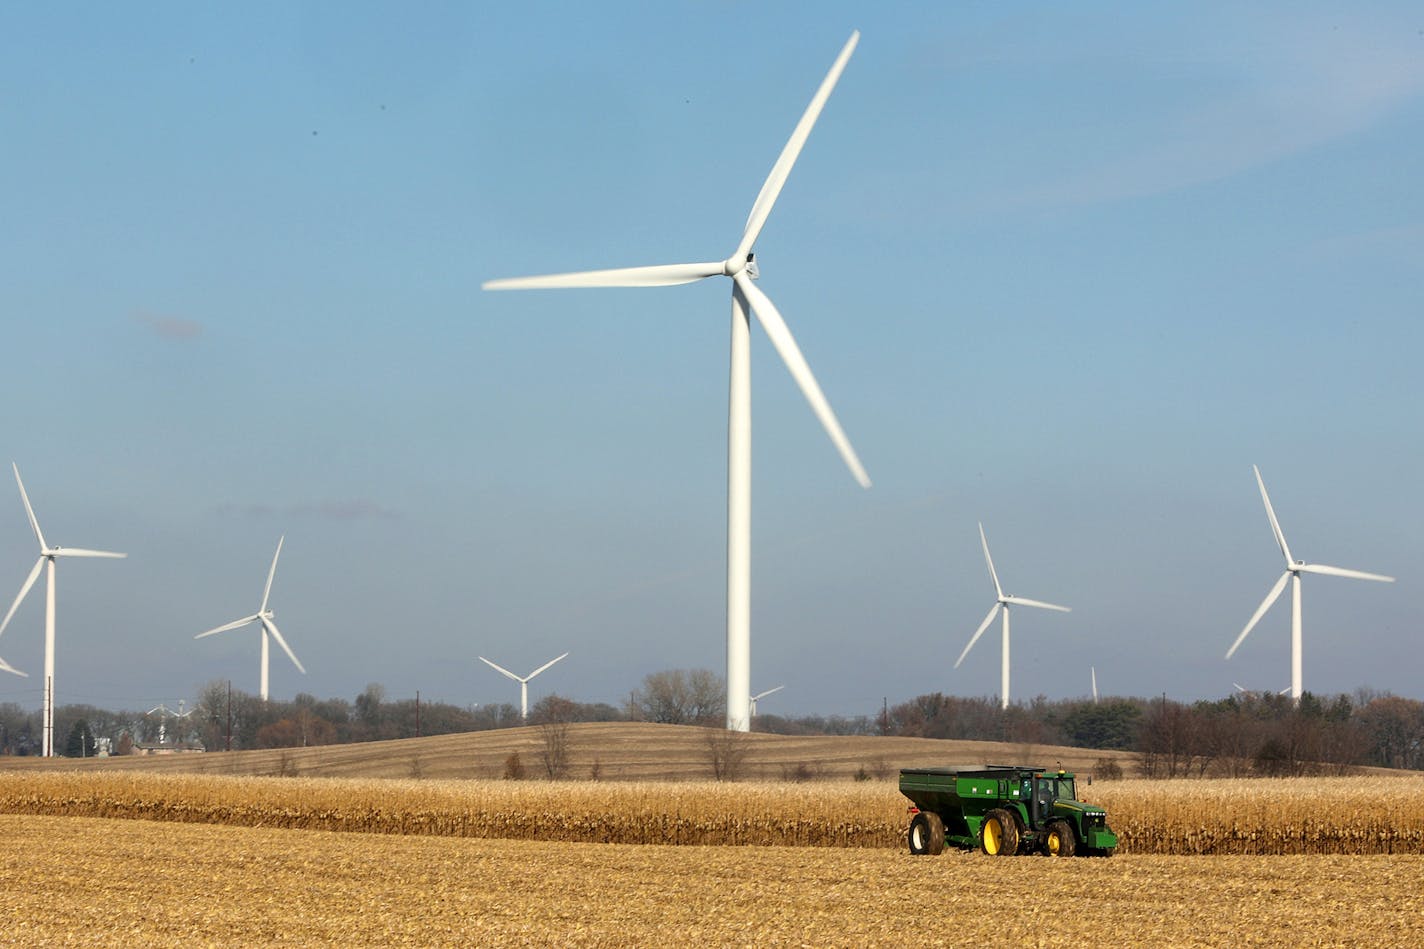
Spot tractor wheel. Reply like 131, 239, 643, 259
980, 809, 1020, 857
908, 812, 945, 856
1044, 820, 1077, 858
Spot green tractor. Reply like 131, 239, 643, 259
899, 765, 1117, 857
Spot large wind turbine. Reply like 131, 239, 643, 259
484, 32, 870, 732
195, 536, 306, 701
0, 463, 126, 756
479, 652, 569, 721
1225, 465, 1394, 702
954, 523, 1071, 710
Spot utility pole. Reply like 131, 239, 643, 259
225, 680, 232, 752
415, 690, 421, 739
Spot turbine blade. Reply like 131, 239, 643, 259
479, 656, 522, 682
0, 558, 45, 639
752, 684, 786, 701
734, 273, 870, 487
1226, 571, 1291, 659
195, 614, 261, 639
734, 31, 859, 262
1253, 465, 1293, 565
11, 464, 46, 551
979, 523, 1003, 598
0, 654, 27, 677
51, 548, 126, 559
527, 651, 569, 680
1003, 595, 1071, 612
955, 603, 1002, 668
483, 261, 724, 291
261, 616, 305, 675
261, 536, 284, 612
1299, 563, 1395, 583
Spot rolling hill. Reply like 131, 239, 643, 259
0, 722, 1135, 781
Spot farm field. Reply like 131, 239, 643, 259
3, 814, 1422, 947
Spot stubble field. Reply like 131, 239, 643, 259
3, 814, 1422, 947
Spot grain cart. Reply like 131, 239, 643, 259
900, 765, 1116, 857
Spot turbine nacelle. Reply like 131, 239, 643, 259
720, 252, 759, 279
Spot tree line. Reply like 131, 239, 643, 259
1, 673, 1420, 774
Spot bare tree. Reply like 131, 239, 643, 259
633, 669, 726, 726
532, 694, 577, 779
705, 727, 751, 781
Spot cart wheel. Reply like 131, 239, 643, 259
908, 811, 945, 855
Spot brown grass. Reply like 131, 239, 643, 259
3, 814, 1422, 947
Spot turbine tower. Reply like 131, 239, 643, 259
1226, 465, 1394, 702
954, 523, 1071, 710
195, 536, 306, 701
479, 653, 569, 721
750, 684, 785, 719
0, 463, 125, 756
484, 33, 870, 732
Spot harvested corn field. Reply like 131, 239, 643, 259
1, 771, 1421, 854
3, 814, 1422, 947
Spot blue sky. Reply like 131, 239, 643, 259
1, 3, 1420, 717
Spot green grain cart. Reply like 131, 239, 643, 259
899, 765, 1116, 857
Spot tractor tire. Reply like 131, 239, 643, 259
908, 812, 945, 856
1044, 820, 1077, 858
980, 809, 1020, 857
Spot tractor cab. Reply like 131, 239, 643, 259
1031, 773, 1077, 826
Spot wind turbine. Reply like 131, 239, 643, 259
195, 536, 306, 701
0, 463, 126, 756
750, 684, 785, 719
1233, 682, 1290, 697
954, 523, 1071, 710
479, 652, 569, 721
483, 32, 870, 732
1226, 465, 1394, 702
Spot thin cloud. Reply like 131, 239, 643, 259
133, 311, 203, 340
216, 499, 401, 521
1010, 17, 1424, 209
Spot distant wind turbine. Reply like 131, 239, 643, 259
484, 32, 870, 732
1233, 682, 1290, 697
0, 463, 126, 756
954, 523, 1071, 710
479, 652, 569, 721
195, 536, 306, 701
750, 684, 785, 719
1225, 466, 1394, 702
